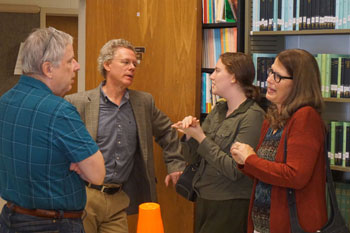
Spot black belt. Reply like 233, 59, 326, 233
84, 182, 121, 195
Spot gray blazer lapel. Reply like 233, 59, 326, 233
85, 88, 100, 141
129, 90, 148, 158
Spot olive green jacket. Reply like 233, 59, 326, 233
182, 99, 264, 200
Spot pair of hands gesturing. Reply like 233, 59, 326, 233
172, 115, 255, 165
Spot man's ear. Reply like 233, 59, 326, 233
103, 61, 111, 72
42, 62, 53, 78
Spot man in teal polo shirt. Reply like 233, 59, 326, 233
0, 27, 105, 233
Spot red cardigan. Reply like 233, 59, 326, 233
242, 106, 327, 233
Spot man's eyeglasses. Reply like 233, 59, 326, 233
116, 59, 138, 68
267, 68, 293, 83
42, 27, 57, 58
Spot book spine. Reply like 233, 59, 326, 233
330, 57, 339, 98
340, 57, 346, 98
343, 0, 348, 29
206, 73, 212, 112
330, 121, 339, 165
339, 0, 343, 29
311, 0, 315, 29
348, 0, 350, 29
335, 124, 343, 166
345, 57, 350, 98
345, 123, 350, 167
201, 73, 207, 113
273, 0, 278, 30
336, 0, 340, 29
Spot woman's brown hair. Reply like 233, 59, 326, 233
266, 49, 324, 129
220, 52, 260, 101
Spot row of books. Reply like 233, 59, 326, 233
202, 0, 238, 24
252, 53, 350, 99
203, 52, 350, 113
201, 73, 221, 113
202, 28, 237, 69
252, 53, 276, 94
328, 121, 350, 167
317, 54, 350, 98
252, 0, 350, 32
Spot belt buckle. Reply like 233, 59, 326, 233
100, 186, 106, 192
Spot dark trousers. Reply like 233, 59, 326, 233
0, 205, 85, 233
195, 197, 250, 233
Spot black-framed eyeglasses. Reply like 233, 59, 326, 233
42, 27, 57, 58
267, 67, 293, 83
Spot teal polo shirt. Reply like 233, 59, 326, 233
0, 75, 99, 210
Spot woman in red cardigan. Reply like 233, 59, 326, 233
230, 49, 327, 233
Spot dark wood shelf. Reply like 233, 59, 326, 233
203, 22, 237, 29
331, 165, 350, 172
250, 29, 350, 36
324, 98, 350, 103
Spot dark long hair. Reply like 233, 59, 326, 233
266, 49, 324, 129
220, 52, 260, 101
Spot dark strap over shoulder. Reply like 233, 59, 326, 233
284, 128, 350, 233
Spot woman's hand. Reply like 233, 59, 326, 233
171, 116, 206, 143
230, 142, 255, 165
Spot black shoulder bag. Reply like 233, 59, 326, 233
175, 162, 200, 202
283, 130, 350, 233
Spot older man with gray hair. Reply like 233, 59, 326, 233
0, 27, 105, 232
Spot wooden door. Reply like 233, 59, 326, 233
86, 0, 202, 232
46, 15, 78, 95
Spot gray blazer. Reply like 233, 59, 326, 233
65, 86, 185, 214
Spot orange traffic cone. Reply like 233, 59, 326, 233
136, 202, 164, 233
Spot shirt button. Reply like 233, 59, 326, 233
117, 157, 120, 160
118, 141, 121, 144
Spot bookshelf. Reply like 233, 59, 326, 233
250, 29, 350, 36
200, 22, 241, 75
246, 0, 350, 228
201, 0, 245, 118
203, 22, 237, 29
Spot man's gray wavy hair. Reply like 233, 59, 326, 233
97, 39, 136, 78
21, 27, 73, 76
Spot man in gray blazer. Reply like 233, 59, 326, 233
65, 39, 185, 233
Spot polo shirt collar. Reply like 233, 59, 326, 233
19, 75, 53, 94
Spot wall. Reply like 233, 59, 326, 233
0, 0, 78, 8
0, 11, 40, 95
0, 0, 83, 90
85, 0, 202, 232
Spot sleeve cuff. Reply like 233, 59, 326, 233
197, 136, 215, 159
241, 153, 258, 173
